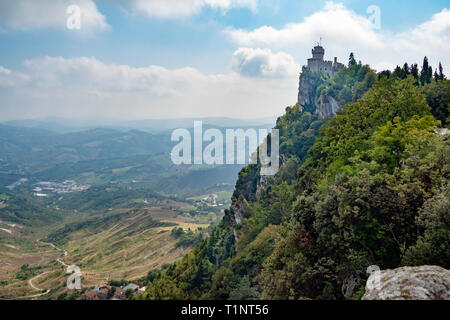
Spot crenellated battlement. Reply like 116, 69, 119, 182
306, 45, 344, 77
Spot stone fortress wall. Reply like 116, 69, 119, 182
306, 45, 344, 77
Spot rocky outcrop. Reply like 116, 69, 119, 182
256, 154, 286, 199
231, 195, 250, 243
256, 174, 269, 199
362, 265, 450, 300
297, 71, 316, 112
231, 195, 248, 225
315, 95, 340, 118
297, 70, 341, 118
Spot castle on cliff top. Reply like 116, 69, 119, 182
306, 44, 344, 77
297, 43, 344, 118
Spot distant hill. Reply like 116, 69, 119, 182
0, 124, 171, 170
3, 117, 276, 134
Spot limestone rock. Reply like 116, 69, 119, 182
362, 265, 450, 300
297, 72, 315, 112
256, 174, 269, 199
315, 95, 340, 118
297, 71, 341, 118
231, 195, 248, 225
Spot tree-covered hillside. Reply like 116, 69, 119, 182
136, 63, 449, 300
316, 62, 377, 107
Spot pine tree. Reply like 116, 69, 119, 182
420, 56, 433, 85
410, 63, 419, 85
378, 70, 391, 80
434, 69, 439, 82
428, 65, 433, 82
393, 66, 405, 79
438, 62, 445, 80
402, 63, 410, 76
348, 53, 356, 67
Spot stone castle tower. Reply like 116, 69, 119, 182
297, 44, 344, 118
306, 44, 344, 77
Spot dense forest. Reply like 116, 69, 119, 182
136, 56, 449, 300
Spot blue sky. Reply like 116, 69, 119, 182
0, 0, 449, 120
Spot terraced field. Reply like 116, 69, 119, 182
0, 200, 216, 299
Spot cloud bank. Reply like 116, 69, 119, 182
232, 48, 299, 78
0, 2, 449, 121
226, 2, 450, 71
0, 55, 297, 120
125, 0, 258, 18
0, 0, 109, 31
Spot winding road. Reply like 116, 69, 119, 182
18, 271, 52, 299
19, 240, 69, 299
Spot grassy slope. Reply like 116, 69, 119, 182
0, 199, 217, 299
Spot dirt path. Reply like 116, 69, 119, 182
18, 271, 52, 299
20, 239, 95, 299
57, 258, 68, 268
37, 239, 68, 263
28, 271, 51, 291
38, 240, 60, 252
18, 289, 50, 299
20, 240, 67, 298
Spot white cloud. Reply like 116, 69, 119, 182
0, 66, 11, 75
225, 2, 450, 72
0, 56, 297, 120
394, 8, 450, 62
226, 2, 383, 48
0, 65, 29, 87
0, 66, 13, 86
0, 0, 109, 31
232, 48, 299, 78
126, 0, 258, 18
1, 2, 449, 121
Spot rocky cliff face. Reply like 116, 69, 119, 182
363, 266, 450, 300
298, 71, 340, 118
231, 195, 249, 243
231, 195, 248, 225
297, 72, 316, 111
315, 95, 340, 118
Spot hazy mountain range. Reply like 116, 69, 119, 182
2, 117, 277, 134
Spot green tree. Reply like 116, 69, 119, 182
125, 289, 135, 299
309, 77, 431, 174
348, 53, 356, 67
403, 184, 450, 268
228, 276, 260, 300
434, 69, 439, 82
410, 63, 419, 85
393, 66, 405, 79
402, 63, 410, 77
378, 70, 391, 80
439, 62, 445, 80
423, 79, 450, 127
420, 56, 433, 85
363, 115, 440, 172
